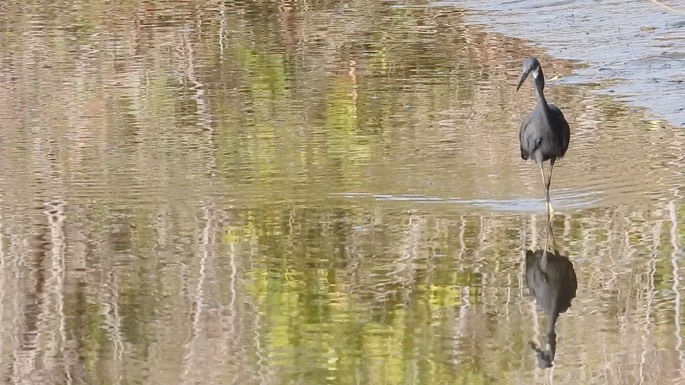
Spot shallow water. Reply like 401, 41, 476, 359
432, 0, 685, 127
0, 1, 684, 384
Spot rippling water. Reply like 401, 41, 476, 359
433, 0, 685, 127
0, 1, 683, 384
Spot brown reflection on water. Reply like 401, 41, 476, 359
0, 0, 684, 384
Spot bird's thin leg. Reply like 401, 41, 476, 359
545, 160, 556, 219
538, 163, 552, 218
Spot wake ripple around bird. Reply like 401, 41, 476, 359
331, 188, 603, 214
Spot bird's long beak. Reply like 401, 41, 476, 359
516, 69, 531, 91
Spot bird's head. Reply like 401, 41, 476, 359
516, 57, 541, 91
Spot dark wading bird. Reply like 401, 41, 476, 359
517, 57, 571, 217
525, 223, 577, 368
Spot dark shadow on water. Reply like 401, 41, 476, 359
524, 222, 577, 369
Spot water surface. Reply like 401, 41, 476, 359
0, 1, 684, 384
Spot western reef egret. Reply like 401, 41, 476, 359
517, 57, 570, 217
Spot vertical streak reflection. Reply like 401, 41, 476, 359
669, 198, 684, 381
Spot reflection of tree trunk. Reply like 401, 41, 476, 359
0, 206, 5, 372
44, 202, 70, 383
11, 218, 47, 383
669, 200, 685, 377
245, 225, 272, 385
10, 201, 70, 384
219, 3, 227, 58
637, 212, 660, 383
254, 301, 270, 385
451, 281, 471, 366
182, 28, 211, 132
67, 212, 90, 384
182, 205, 217, 382
390, 212, 422, 302
223, 240, 238, 370
450, 216, 469, 363
100, 221, 124, 385
181, 25, 217, 177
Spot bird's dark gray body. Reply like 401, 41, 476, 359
516, 57, 571, 215
519, 103, 570, 164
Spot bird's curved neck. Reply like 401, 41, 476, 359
534, 68, 547, 106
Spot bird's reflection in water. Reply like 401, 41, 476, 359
525, 222, 577, 368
